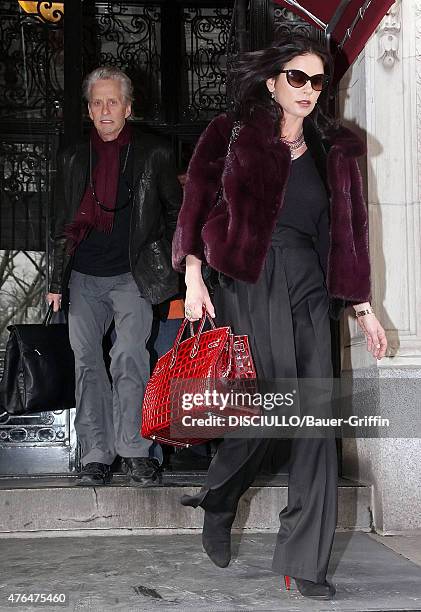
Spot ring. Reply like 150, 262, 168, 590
185, 307, 193, 318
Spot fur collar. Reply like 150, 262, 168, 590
221, 106, 366, 159
325, 124, 366, 158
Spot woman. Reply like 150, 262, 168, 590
172, 34, 387, 600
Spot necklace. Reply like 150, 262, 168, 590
89, 141, 133, 212
280, 132, 305, 159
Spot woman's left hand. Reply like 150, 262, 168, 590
356, 313, 388, 360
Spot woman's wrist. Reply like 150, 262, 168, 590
353, 302, 371, 311
186, 267, 203, 282
185, 254, 203, 283
353, 302, 374, 318
353, 302, 370, 311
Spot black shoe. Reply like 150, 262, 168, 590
76, 462, 112, 486
287, 576, 336, 600
123, 457, 162, 486
202, 510, 233, 568
180, 487, 208, 508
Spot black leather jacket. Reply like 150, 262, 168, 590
49, 129, 182, 305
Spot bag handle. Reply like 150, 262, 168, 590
227, 121, 241, 154
214, 121, 241, 208
190, 307, 216, 359
43, 303, 69, 326
42, 303, 54, 326
169, 306, 216, 369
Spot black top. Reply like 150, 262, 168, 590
275, 149, 329, 237
72, 143, 134, 277
272, 148, 330, 274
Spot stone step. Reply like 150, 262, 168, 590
0, 473, 371, 534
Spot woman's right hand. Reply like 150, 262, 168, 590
185, 277, 215, 321
184, 254, 215, 321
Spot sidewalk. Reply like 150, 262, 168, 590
0, 531, 420, 611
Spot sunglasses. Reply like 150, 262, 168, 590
280, 69, 329, 92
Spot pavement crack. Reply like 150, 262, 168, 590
56, 515, 115, 523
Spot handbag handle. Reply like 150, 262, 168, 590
42, 303, 54, 326
190, 307, 216, 359
169, 306, 216, 369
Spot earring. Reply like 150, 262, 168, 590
271, 91, 276, 100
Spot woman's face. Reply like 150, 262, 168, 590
266, 53, 325, 120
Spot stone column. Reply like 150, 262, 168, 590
338, 0, 421, 532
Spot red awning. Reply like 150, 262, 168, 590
273, 0, 394, 81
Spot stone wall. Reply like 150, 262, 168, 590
338, 0, 421, 533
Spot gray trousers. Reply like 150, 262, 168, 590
68, 271, 153, 465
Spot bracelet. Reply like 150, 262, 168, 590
355, 307, 374, 318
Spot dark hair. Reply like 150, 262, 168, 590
227, 33, 335, 135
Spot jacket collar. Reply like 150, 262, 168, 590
326, 124, 366, 158
243, 105, 366, 159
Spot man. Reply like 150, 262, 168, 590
47, 66, 182, 486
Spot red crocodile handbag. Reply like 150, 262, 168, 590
141, 307, 258, 447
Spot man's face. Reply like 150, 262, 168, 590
88, 79, 131, 141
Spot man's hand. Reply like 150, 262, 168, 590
46, 293, 62, 313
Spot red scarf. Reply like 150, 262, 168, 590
65, 122, 132, 253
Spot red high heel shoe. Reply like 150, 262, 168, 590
283, 575, 336, 600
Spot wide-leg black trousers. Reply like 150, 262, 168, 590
183, 228, 338, 583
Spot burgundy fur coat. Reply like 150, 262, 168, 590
172, 106, 371, 305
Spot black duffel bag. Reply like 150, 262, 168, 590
0, 305, 75, 415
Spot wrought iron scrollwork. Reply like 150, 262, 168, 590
0, 2, 64, 119
182, 7, 232, 121
273, 5, 326, 45
83, 3, 162, 120
0, 138, 53, 251
273, 6, 317, 38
